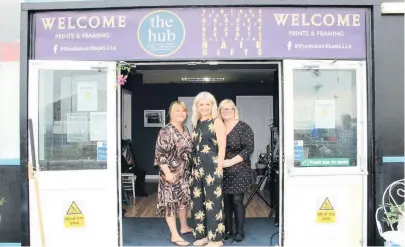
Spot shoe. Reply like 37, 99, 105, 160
180, 230, 193, 235
193, 238, 209, 246
206, 241, 223, 247
233, 233, 244, 244
171, 240, 190, 246
224, 231, 233, 241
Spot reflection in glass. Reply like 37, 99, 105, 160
38, 70, 108, 170
292, 69, 357, 167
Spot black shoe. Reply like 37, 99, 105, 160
233, 233, 244, 244
224, 231, 233, 241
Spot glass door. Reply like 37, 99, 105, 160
282, 60, 368, 246
28, 60, 121, 246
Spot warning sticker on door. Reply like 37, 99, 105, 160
64, 201, 85, 228
316, 197, 336, 223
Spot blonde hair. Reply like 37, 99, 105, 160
218, 99, 240, 120
192, 92, 218, 128
168, 101, 187, 122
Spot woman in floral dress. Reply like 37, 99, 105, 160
190, 92, 226, 247
154, 101, 193, 246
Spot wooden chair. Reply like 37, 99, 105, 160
122, 173, 136, 204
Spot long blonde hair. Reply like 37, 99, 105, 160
218, 99, 240, 121
192, 92, 218, 128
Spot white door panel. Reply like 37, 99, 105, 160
28, 60, 121, 247
282, 60, 368, 246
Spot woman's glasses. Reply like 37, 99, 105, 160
220, 108, 234, 113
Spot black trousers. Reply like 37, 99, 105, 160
126, 167, 146, 195
224, 193, 245, 235
191, 166, 224, 242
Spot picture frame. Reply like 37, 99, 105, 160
144, 110, 165, 127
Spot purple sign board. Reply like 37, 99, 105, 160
34, 7, 367, 60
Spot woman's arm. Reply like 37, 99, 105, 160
214, 118, 226, 170
154, 127, 174, 175
226, 123, 255, 167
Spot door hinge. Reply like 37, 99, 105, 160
359, 239, 364, 246
282, 154, 285, 163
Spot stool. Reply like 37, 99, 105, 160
121, 173, 136, 204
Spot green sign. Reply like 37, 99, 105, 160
300, 158, 350, 167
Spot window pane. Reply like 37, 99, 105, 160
38, 70, 108, 170
293, 69, 357, 167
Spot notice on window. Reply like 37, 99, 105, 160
315, 100, 335, 129
301, 158, 350, 167
294, 140, 304, 161
90, 112, 107, 141
66, 113, 88, 143
294, 100, 314, 129
97, 142, 107, 161
77, 82, 98, 112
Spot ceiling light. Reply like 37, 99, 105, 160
181, 77, 225, 82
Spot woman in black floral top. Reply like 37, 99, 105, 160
218, 99, 254, 244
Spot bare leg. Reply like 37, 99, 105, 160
166, 214, 189, 246
178, 207, 193, 234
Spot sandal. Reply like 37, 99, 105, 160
193, 238, 209, 246
206, 241, 223, 247
171, 240, 190, 246
181, 231, 193, 235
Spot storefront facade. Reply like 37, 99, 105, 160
0, 0, 401, 246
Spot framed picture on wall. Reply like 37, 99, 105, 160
144, 110, 165, 127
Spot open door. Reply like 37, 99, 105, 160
282, 60, 368, 246
28, 60, 122, 246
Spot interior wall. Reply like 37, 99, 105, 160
127, 73, 276, 175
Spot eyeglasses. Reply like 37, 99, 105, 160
221, 108, 234, 113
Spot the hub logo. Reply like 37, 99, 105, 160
138, 10, 185, 57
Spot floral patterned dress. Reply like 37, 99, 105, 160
154, 123, 193, 217
190, 119, 225, 242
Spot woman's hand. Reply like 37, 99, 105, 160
223, 159, 233, 168
164, 171, 176, 183
216, 164, 223, 177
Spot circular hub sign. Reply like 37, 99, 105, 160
138, 10, 185, 57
